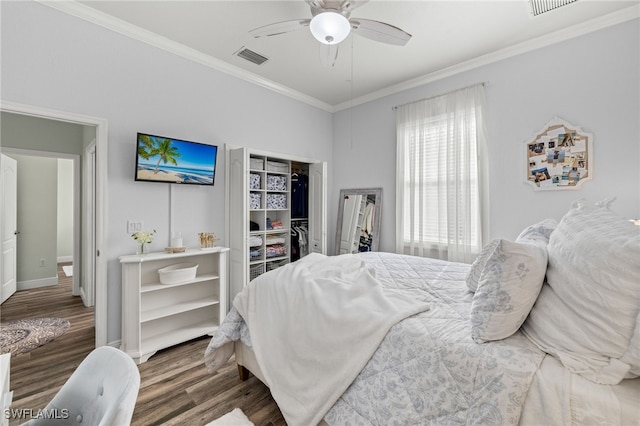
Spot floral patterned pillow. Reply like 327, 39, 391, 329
465, 239, 500, 293
466, 219, 556, 293
470, 238, 548, 343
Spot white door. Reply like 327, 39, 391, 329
1, 154, 18, 304
228, 147, 248, 304
308, 162, 326, 254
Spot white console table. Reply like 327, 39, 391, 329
120, 248, 229, 364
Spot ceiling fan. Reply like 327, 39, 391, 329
249, 0, 411, 65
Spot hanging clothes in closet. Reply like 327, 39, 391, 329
291, 170, 308, 219
291, 220, 308, 261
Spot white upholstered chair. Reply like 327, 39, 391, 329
22, 346, 140, 425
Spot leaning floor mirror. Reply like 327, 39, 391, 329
335, 188, 382, 255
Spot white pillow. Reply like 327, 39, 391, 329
521, 199, 640, 385
470, 238, 548, 343
466, 219, 556, 293
465, 239, 500, 292
515, 218, 558, 244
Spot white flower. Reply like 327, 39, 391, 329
132, 229, 156, 244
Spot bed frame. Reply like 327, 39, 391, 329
234, 341, 264, 383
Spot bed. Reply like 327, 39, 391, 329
205, 199, 640, 425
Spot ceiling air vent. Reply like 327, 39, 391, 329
529, 0, 579, 16
235, 47, 269, 65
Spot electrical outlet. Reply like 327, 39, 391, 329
127, 220, 144, 234
39, 258, 46, 267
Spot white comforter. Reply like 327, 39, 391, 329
325, 252, 545, 425
205, 252, 546, 425
230, 253, 430, 426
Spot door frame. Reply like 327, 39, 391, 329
83, 141, 96, 307
0, 101, 108, 348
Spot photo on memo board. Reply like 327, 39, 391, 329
524, 118, 593, 190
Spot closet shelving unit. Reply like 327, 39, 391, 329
227, 146, 327, 303
248, 156, 291, 280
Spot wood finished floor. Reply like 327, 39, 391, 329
1, 263, 286, 426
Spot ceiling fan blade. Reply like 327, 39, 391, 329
249, 19, 310, 38
350, 18, 411, 46
319, 43, 340, 68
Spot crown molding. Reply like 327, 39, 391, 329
37, 1, 638, 113
335, 4, 640, 111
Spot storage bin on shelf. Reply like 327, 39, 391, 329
266, 175, 287, 191
250, 263, 265, 281
266, 193, 286, 209
157, 263, 199, 285
249, 173, 261, 190
250, 158, 264, 170
266, 259, 289, 271
266, 160, 288, 173
249, 193, 261, 210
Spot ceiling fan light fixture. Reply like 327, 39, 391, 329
309, 11, 350, 45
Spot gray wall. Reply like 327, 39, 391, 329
332, 19, 640, 252
1, 112, 85, 286
1, 0, 333, 344
3, 0, 638, 343
11, 154, 58, 284
1, 112, 86, 155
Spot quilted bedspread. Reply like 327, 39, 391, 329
205, 252, 545, 425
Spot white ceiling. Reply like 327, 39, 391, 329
56, 1, 638, 111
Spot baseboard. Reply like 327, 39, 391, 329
17, 276, 58, 291
57, 256, 73, 263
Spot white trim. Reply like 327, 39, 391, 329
335, 4, 640, 111
0, 100, 108, 349
37, 1, 639, 113
17, 276, 58, 291
82, 141, 97, 308
57, 256, 73, 263
1, 147, 77, 160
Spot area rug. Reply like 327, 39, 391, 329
206, 408, 253, 426
0, 317, 70, 356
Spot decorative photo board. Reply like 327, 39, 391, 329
525, 118, 593, 190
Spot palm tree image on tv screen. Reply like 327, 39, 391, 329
135, 133, 218, 185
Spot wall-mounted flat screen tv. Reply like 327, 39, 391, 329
135, 132, 218, 185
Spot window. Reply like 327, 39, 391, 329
395, 84, 487, 263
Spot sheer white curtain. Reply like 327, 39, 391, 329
395, 84, 488, 263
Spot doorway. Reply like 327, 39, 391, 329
2, 151, 80, 296
0, 101, 108, 348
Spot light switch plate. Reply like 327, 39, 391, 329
127, 220, 144, 234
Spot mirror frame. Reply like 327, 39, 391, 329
335, 188, 382, 255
